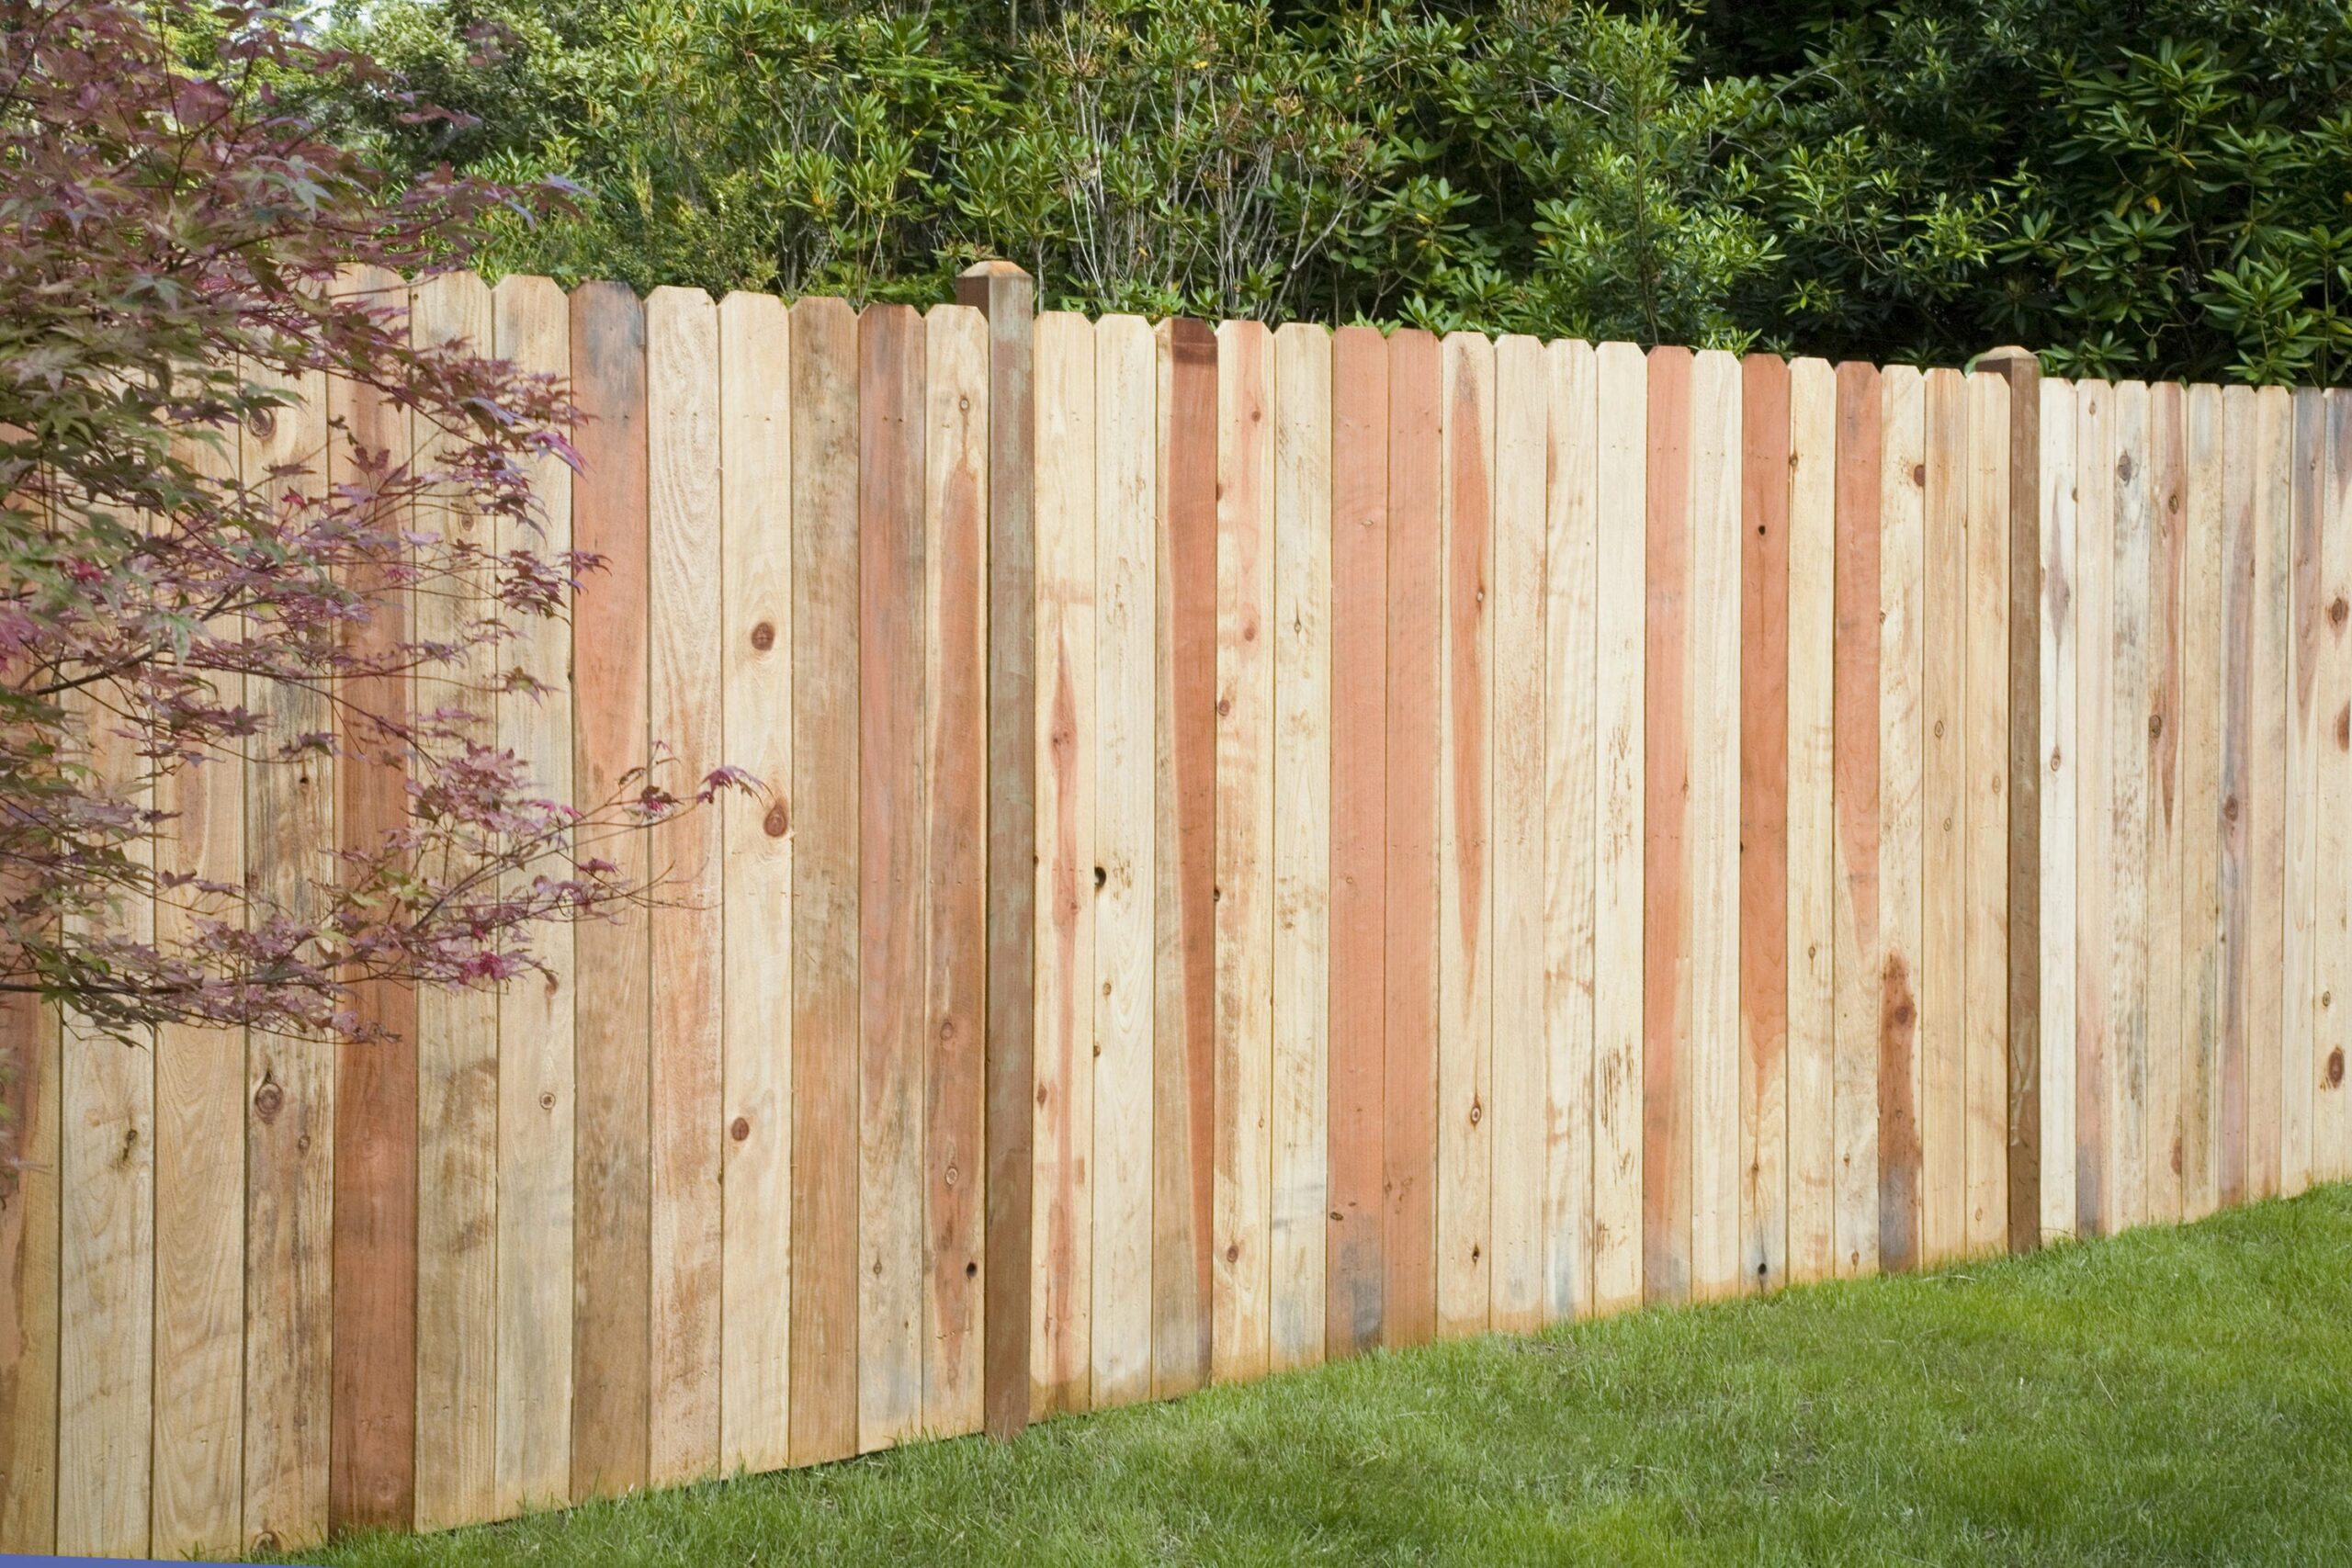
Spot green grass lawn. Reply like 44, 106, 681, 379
297, 1187, 2352, 1567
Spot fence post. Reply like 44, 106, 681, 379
956, 260, 1036, 1438
1978, 345, 2042, 1253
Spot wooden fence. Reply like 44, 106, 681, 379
3, 265, 2348, 1558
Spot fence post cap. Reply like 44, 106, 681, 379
1975, 345, 2038, 369
958, 258, 1032, 280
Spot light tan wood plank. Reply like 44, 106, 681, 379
1489, 334, 1548, 1330
1831, 362, 1883, 1278
2037, 378, 2080, 1240
1785, 358, 1838, 1283
1271, 322, 1333, 1371
1876, 365, 1925, 1272
718, 289, 792, 1473
2318, 390, 2352, 1184
2143, 382, 2188, 1227
2179, 383, 2225, 1217
1917, 367, 1965, 1267
1030, 312, 1096, 1416
1591, 341, 1647, 1312
2074, 379, 2117, 1235
2283, 389, 2325, 1195
1964, 370, 2013, 1255
1542, 337, 1600, 1319
2108, 380, 2152, 1233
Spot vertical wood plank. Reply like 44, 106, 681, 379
1739, 353, 1792, 1293
1030, 312, 1096, 1416
2075, 379, 2116, 1235
1543, 338, 1600, 1318
1437, 331, 1494, 1335
1031, 315, 1096, 1415
787, 294, 861, 1465
1965, 371, 2013, 1255
2318, 390, 2352, 1184
1325, 325, 1386, 1356
1875, 365, 1925, 1272
0, 993, 57, 1552
1489, 335, 1549, 1331
1091, 313, 1155, 1409
1917, 367, 1966, 1267
2179, 384, 2225, 1218
2143, 382, 2188, 1228
718, 289, 792, 1474
2247, 386, 2292, 1199
1592, 341, 1649, 1309
2109, 380, 2153, 1234
1383, 330, 1443, 1345
1830, 362, 1883, 1279
953, 262, 1036, 1445
1689, 352, 1744, 1301
2283, 389, 2325, 1196
154, 402, 251, 1557
1151, 319, 1218, 1398
2038, 379, 2080, 1241
1272, 322, 1334, 1369
646, 287, 724, 1483
857, 302, 927, 1452
409, 275, 498, 1532
1642, 344, 1694, 1306
1785, 358, 1838, 1284
569, 280, 651, 1498
2216, 386, 2257, 1208
241, 361, 335, 1552
922, 303, 988, 1438
1216, 320, 1276, 1379
492, 274, 576, 1514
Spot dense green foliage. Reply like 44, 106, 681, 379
328, 0, 2352, 382
294, 1188, 2352, 1564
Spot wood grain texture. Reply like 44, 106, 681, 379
1091, 313, 1155, 1410
2247, 386, 2292, 1199
1785, 358, 1838, 1284
153, 392, 253, 1557
1688, 351, 1745, 1302
1592, 341, 1649, 1309
2143, 382, 2187, 1228
2109, 380, 2152, 1235
1326, 324, 1387, 1357
2317, 390, 2352, 1185
1830, 362, 1883, 1279
787, 294, 861, 1465
2038, 379, 2080, 1240
410, 274, 499, 1532
1739, 353, 1792, 1294
1030, 312, 1096, 1416
857, 302, 927, 1452
1964, 370, 2013, 1255
240, 361, 336, 1552
1875, 365, 1925, 1273
1917, 367, 1965, 1268
1488, 333, 1549, 1332
718, 289, 792, 1475
646, 288, 724, 1483
569, 281, 650, 1499
952, 262, 1036, 1444
2179, 384, 2225, 1218
1151, 318, 1218, 1398
1437, 331, 1494, 1335
491, 274, 576, 1516
2283, 389, 2325, 1196
922, 303, 988, 1437
2216, 385, 2257, 1208
0, 992, 57, 1553
1543, 338, 1600, 1319
2074, 378, 2115, 1236
1383, 330, 1443, 1345
1271, 321, 1334, 1369
1216, 320, 1276, 1379
1643, 344, 1694, 1305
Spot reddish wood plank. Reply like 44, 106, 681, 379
1328, 325, 1389, 1356
1830, 362, 1883, 1278
1382, 329, 1442, 1348
568, 280, 651, 1500
1152, 319, 1219, 1397
1643, 344, 1695, 1304
789, 295, 862, 1464
951, 262, 1036, 1444
328, 269, 417, 1533
1740, 354, 1792, 1292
